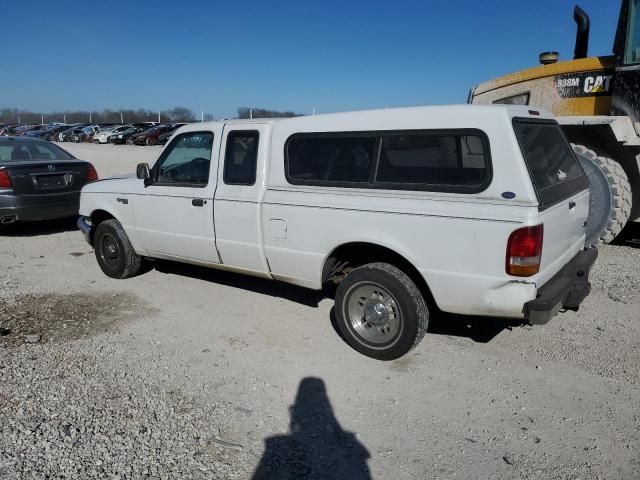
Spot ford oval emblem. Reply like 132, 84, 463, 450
501, 191, 516, 199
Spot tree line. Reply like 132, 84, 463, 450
0, 106, 302, 124
237, 107, 300, 119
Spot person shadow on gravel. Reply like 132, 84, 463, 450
252, 377, 372, 480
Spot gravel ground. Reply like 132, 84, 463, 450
0, 143, 639, 479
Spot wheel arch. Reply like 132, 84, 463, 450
321, 241, 439, 310
88, 209, 116, 245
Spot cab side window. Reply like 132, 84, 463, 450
223, 131, 259, 185
154, 132, 214, 186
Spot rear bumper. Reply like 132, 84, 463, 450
0, 192, 80, 222
524, 248, 598, 325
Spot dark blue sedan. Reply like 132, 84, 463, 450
0, 137, 98, 225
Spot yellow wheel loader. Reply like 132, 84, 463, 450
470, 1, 639, 246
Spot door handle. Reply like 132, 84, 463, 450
569, 201, 576, 209
192, 198, 205, 207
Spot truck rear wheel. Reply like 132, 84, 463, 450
334, 262, 428, 361
572, 144, 632, 247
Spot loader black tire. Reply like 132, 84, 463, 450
572, 144, 632, 247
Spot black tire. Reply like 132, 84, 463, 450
146, 137, 156, 146
334, 262, 428, 360
94, 219, 142, 279
572, 144, 632, 247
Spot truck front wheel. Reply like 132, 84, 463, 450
94, 219, 142, 279
334, 262, 429, 361
572, 144, 632, 247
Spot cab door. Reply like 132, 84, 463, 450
213, 123, 270, 273
131, 127, 222, 264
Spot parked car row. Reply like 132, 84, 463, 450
0, 122, 187, 146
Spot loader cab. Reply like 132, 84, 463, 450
615, 0, 640, 64
612, 0, 640, 122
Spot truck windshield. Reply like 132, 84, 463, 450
626, 0, 640, 64
513, 119, 588, 209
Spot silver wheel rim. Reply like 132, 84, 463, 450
344, 281, 402, 348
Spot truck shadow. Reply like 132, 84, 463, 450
155, 260, 526, 343
427, 313, 529, 343
0, 217, 78, 237
153, 260, 325, 308
329, 307, 527, 345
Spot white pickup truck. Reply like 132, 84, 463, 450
78, 105, 597, 360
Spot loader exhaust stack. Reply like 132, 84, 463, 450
573, 5, 590, 59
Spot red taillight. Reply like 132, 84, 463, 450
0, 170, 11, 188
506, 224, 544, 277
86, 164, 99, 183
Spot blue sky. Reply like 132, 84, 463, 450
0, 0, 621, 118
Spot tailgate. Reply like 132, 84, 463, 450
536, 189, 589, 283
513, 119, 590, 284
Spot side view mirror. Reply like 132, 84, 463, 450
136, 163, 151, 185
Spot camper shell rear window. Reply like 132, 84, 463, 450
513, 118, 588, 210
